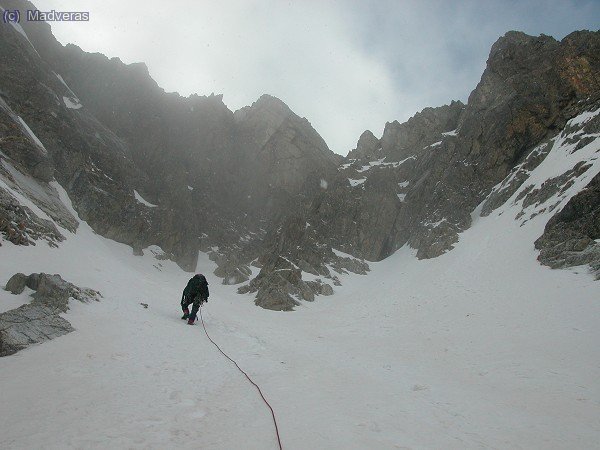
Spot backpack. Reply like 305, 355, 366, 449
184, 274, 209, 298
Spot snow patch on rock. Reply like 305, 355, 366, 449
63, 96, 82, 110
134, 190, 157, 208
348, 178, 366, 187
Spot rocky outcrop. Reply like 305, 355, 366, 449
236, 30, 600, 309
5, 272, 101, 309
403, 31, 600, 257
380, 101, 464, 161
0, 187, 65, 246
0, 0, 340, 272
347, 130, 381, 160
480, 140, 554, 217
535, 172, 600, 278
0, 149, 79, 246
52, 49, 340, 264
270, 31, 600, 260
478, 91, 600, 277
238, 214, 367, 309
239, 257, 306, 311
1, 0, 599, 313
1, 273, 101, 356
238, 254, 337, 311
0, 305, 74, 357
213, 255, 252, 285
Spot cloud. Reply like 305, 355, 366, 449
341, 0, 600, 132
41, 0, 600, 155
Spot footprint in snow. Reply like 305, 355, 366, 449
412, 384, 429, 392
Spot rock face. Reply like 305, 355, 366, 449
0, 305, 74, 357
535, 172, 600, 278
0, 187, 65, 246
50, 49, 339, 267
380, 101, 465, 161
1, 0, 599, 312
1, 273, 101, 356
347, 130, 382, 160
235, 30, 600, 308
237, 214, 368, 309
0, 0, 339, 271
0, 150, 78, 246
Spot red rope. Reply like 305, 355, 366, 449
199, 307, 283, 450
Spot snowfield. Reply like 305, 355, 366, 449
0, 190, 598, 449
1, 122, 600, 448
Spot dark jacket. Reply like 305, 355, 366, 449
183, 274, 209, 299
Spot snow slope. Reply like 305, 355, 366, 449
1, 132, 600, 448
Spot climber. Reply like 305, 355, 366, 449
181, 274, 209, 325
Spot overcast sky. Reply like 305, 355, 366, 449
43, 0, 599, 155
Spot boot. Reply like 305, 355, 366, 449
181, 307, 190, 320
187, 317, 195, 325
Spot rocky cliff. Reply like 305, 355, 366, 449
237, 30, 600, 309
1, 0, 598, 312
0, 0, 339, 274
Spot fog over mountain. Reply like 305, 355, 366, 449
42, 0, 600, 154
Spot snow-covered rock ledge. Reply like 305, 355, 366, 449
0, 273, 101, 356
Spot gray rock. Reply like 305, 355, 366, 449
254, 284, 300, 312
518, 162, 591, 215
0, 186, 65, 247
1, 15, 340, 274
0, 157, 78, 233
6, 273, 101, 312
0, 304, 74, 357
320, 283, 334, 296
238, 255, 315, 310
0, 273, 101, 356
306, 280, 334, 296
218, 266, 251, 285
213, 253, 252, 285
248, 30, 600, 280
535, 171, 600, 278
380, 101, 464, 161
5, 273, 27, 294
2, 9, 600, 316
481, 141, 553, 217
236, 212, 372, 310
347, 130, 381, 160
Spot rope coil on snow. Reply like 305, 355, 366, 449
199, 307, 283, 450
